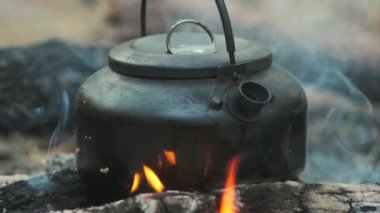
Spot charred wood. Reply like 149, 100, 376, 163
1, 169, 379, 212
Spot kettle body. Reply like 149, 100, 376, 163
75, 0, 307, 193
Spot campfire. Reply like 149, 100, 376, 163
73, 1, 306, 211
129, 150, 177, 194
0, 0, 380, 212
219, 156, 240, 213
128, 152, 241, 212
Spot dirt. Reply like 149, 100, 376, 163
0, 133, 75, 176
0, 0, 110, 47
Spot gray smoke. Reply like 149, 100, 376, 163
239, 1, 380, 183
159, 0, 380, 183
48, 90, 70, 153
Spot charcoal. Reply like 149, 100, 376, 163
0, 40, 109, 132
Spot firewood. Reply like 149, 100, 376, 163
1, 169, 379, 212
65, 182, 380, 213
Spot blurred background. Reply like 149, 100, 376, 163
0, 0, 379, 183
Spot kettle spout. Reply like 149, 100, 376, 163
226, 81, 271, 121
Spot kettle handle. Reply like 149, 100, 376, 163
166, 19, 217, 54
140, 0, 236, 64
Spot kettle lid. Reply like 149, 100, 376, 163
109, 0, 272, 79
109, 32, 272, 79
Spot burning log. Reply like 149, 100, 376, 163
1, 169, 380, 212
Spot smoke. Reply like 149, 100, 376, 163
7, 0, 376, 183
238, 0, 380, 183
158, 0, 380, 183
48, 90, 70, 153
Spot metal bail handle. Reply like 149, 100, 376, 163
140, 0, 236, 64
166, 19, 217, 55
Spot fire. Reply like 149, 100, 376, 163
129, 150, 177, 193
163, 150, 176, 165
130, 172, 141, 193
219, 156, 241, 213
143, 165, 165, 192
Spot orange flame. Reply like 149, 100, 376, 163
143, 165, 165, 192
163, 150, 176, 165
130, 172, 141, 193
219, 156, 241, 213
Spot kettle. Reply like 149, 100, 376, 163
75, 0, 307, 193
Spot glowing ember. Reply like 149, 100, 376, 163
203, 151, 212, 177
219, 156, 241, 213
158, 156, 163, 168
163, 150, 176, 165
143, 165, 165, 192
130, 172, 141, 193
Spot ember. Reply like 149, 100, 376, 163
219, 156, 240, 213
163, 150, 176, 166
203, 151, 212, 177
158, 156, 163, 168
